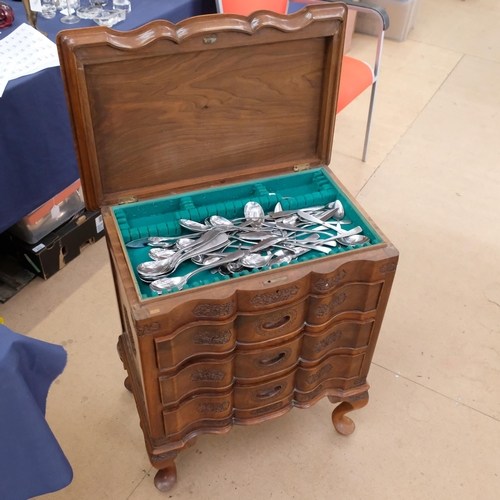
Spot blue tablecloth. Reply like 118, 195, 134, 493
0, 324, 72, 500
0, 0, 217, 234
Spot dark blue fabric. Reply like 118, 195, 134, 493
0, 0, 216, 234
0, 324, 72, 500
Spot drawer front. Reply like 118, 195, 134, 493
301, 320, 375, 362
235, 300, 307, 344
159, 357, 234, 406
233, 370, 295, 410
233, 393, 294, 422
162, 393, 233, 436
234, 335, 302, 381
307, 282, 384, 325
295, 353, 365, 392
155, 322, 236, 371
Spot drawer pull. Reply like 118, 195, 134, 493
258, 352, 286, 367
255, 385, 282, 399
262, 315, 290, 330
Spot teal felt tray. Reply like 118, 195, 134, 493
113, 168, 382, 299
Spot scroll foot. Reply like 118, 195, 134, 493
330, 393, 369, 436
154, 462, 177, 492
124, 376, 132, 392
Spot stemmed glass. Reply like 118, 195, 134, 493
89, 0, 108, 12
60, 0, 80, 23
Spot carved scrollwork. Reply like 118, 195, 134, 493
250, 286, 300, 307
190, 370, 226, 382
150, 450, 178, 463
192, 301, 235, 318
197, 401, 231, 414
380, 262, 397, 274
313, 270, 347, 292
253, 309, 297, 336
192, 330, 232, 345
249, 401, 284, 415
122, 305, 136, 356
313, 330, 343, 353
136, 322, 161, 337
347, 391, 369, 403
315, 293, 347, 317
198, 417, 233, 428
305, 364, 332, 385
294, 384, 324, 402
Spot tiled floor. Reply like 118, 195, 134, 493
2, 1, 500, 498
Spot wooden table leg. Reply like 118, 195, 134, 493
154, 460, 177, 492
329, 392, 369, 436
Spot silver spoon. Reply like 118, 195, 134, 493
148, 248, 177, 260
244, 201, 265, 226
150, 249, 246, 292
179, 219, 210, 232
336, 235, 370, 246
240, 252, 272, 269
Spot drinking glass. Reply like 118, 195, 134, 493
41, 0, 57, 19
60, 0, 80, 23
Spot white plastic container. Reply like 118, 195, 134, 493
355, 0, 421, 42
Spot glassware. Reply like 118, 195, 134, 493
41, 0, 57, 19
89, 0, 108, 12
60, 0, 80, 23
0, 1, 15, 28
93, 8, 125, 27
112, 0, 130, 14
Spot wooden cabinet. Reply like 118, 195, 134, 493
57, 4, 398, 492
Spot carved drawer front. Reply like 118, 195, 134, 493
233, 393, 294, 422
301, 320, 375, 362
155, 322, 236, 371
307, 282, 384, 325
159, 357, 235, 407
235, 300, 307, 344
236, 281, 307, 312
162, 392, 233, 436
234, 335, 302, 381
295, 353, 365, 392
233, 370, 295, 410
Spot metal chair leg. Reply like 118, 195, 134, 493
362, 79, 378, 162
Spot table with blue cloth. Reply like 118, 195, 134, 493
0, 324, 72, 500
0, 0, 217, 234
0, 0, 306, 235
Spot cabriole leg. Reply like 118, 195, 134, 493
154, 460, 177, 492
329, 392, 369, 436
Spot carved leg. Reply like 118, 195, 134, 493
330, 392, 369, 436
154, 460, 177, 492
124, 376, 132, 392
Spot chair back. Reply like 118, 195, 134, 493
216, 0, 288, 15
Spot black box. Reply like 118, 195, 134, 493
1, 210, 105, 280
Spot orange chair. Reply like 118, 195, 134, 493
215, 0, 389, 162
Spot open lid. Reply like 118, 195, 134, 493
57, 5, 346, 210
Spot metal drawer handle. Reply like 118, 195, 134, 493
255, 385, 282, 399
261, 315, 291, 330
258, 352, 286, 367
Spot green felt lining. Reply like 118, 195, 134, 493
113, 169, 383, 299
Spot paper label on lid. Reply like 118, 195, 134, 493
51, 205, 61, 218
30, 0, 42, 12
95, 215, 104, 233
32, 243, 46, 253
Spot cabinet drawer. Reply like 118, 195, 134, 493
301, 320, 374, 362
307, 282, 383, 325
159, 357, 234, 406
235, 300, 307, 344
234, 335, 302, 381
295, 353, 365, 392
162, 393, 233, 436
233, 370, 295, 410
233, 393, 294, 422
155, 322, 236, 371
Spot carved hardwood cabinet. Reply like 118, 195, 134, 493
57, 4, 398, 492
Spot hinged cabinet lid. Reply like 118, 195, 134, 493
57, 5, 347, 210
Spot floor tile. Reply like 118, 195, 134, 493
356, 55, 500, 419
410, 0, 500, 63
128, 365, 500, 500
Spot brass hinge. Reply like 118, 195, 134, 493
293, 163, 311, 172
118, 196, 138, 205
